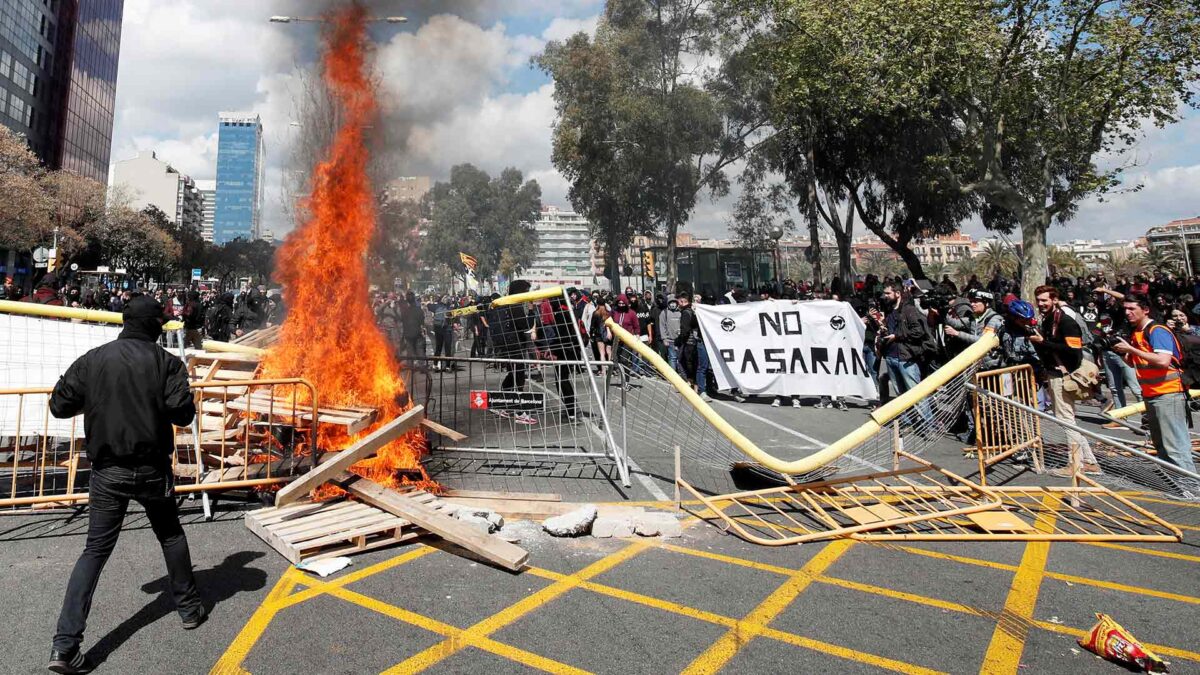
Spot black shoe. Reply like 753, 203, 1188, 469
48, 649, 94, 674
182, 609, 208, 630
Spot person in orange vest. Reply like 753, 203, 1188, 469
1112, 293, 1199, 477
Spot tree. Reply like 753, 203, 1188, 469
857, 250, 906, 280
1048, 246, 1086, 278
538, 0, 768, 291
953, 255, 981, 287
420, 164, 540, 284
0, 126, 52, 254
729, 178, 794, 252
974, 240, 1019, 281
1103, 249, 1147, 279
370, 193, 421, 289
1141, 245, 1183, 276
39, 170, 105, 265
766, 0, 1200, 300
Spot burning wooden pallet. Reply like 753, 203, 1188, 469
247, 406, 528, 571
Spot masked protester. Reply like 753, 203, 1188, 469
47, 297, 204, 674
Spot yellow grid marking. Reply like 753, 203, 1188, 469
381, 541, 652, 674
309, 583, 589, 674
682, 539, 856, 674
1033, 620, 1200, 662
1127, 495, 1200, 509
655, 542, 795, 575
531, 547, 939, 674
979, 495, 1057, 674
1084, 541, 1200, 563
210, 566, 304, 675
209, 546, 435, 673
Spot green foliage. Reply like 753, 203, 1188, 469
1047, 246, 1086, 278
761, 0, 1200, 298
974, 240, 1019, 280
538, 0, 766, 288
420, 163, 541, 282
856, 250, 907, 280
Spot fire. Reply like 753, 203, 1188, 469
263, 1, 430, 490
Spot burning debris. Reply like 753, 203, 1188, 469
261, 3, 429, 490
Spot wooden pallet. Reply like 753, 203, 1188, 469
245, 498, 417, 564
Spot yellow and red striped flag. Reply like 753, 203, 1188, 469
459, 252, 478, 273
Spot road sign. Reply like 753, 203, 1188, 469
191, 268, 202, 280
32, 247, 49, 263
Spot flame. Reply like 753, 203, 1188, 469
263, 1, 430, 491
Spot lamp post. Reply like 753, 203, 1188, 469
768, 225, 785, 295
1178, 221, 1193, 276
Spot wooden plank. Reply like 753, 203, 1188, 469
442, 497, 641, 522
274, 406, 425, 507
443, 489, 561, 502
202, 456, 306, 484
342, 476, 529, 571
420, 418, 468, 442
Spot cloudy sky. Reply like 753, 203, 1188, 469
110, 0, 1200, 244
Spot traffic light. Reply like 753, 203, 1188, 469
642, 250, 656, 279
46, 247, 57, 273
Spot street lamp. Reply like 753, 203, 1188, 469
768, 225, 785, 294
269, 15, 408, 24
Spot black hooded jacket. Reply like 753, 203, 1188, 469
49, 297, 196, 467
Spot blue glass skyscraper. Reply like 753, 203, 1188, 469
214, 112, 264, 244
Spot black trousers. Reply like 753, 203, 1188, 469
53, 465, 202, 653
501, 362, 528, 391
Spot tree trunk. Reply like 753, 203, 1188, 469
608, 237, 621, 293
1020, 212, 1049, 301
804, 148, 822, 289
665, 211, 678, 294
834, 232, 852, 293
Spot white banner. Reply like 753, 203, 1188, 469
0, 313, 120, 437
695, 299, 878, 399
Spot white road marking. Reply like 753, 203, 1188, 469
711, 399, 886, 472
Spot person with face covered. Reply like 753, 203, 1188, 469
610, 295, 641, 380
46, 296, 204, 674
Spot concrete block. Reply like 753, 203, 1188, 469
634, 512, 682, 538
542, 504, 598, 537
456, 513, 493, 535
451, 506, 503, 533
591, 516, 635, 538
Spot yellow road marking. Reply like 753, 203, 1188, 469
655, 542, 795, 576
755, 626, 946, 674
532, 552, 938, 674
682, 539, 856, 674
209, 546, 435, 673
382, 541, 652, 674
1084, 541, 1200, 563
315, 584, 588, 674
1127, 495, 1200, 509
209, 566, 304, 675
979, 495, 1057, 674
889, 542, 1200, 605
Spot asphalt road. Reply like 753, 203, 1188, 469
1, 396, 1198, 674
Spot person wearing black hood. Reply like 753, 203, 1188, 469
205, 292, 235, 342
46, 296, 204, 674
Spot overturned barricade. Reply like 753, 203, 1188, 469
604, 319, 1190, 545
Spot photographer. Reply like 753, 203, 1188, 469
1112, 294, 1199, 476
1095, 286, 1144, 412
944, 290, 1005, 367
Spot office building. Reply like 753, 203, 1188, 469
214, 111, 264, 244
385, 175, 431, 203
111, 150, 203, 232
525, 206, 596, 287
0, 0, 123, 183
195, 179, 216, 243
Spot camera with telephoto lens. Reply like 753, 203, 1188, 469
1093, 315, 1128, 350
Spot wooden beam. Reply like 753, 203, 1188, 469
420, 418, 468, 442
341, 476, 529, 571
442, 489, 561, 502
274, 405, 424, 507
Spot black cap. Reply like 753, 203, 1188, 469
123, 295, 164, 321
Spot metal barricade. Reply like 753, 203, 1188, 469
397, 286, 630, 487
973, 364, 1044, 481
0, 378, 318, 511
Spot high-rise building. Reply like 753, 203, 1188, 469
111, 150, 203, 233
214, 111, 264, 244
195, 179, 216, 243
524, 206, 596, 287
0, 0, 123, 183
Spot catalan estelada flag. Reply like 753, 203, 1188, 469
459, 252, 478, 273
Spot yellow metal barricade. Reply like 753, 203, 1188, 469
0, 378, 318, 510
973, 364, 1043, 481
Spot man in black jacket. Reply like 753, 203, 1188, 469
879, 283, 934, 426
46, 296, 204, 674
